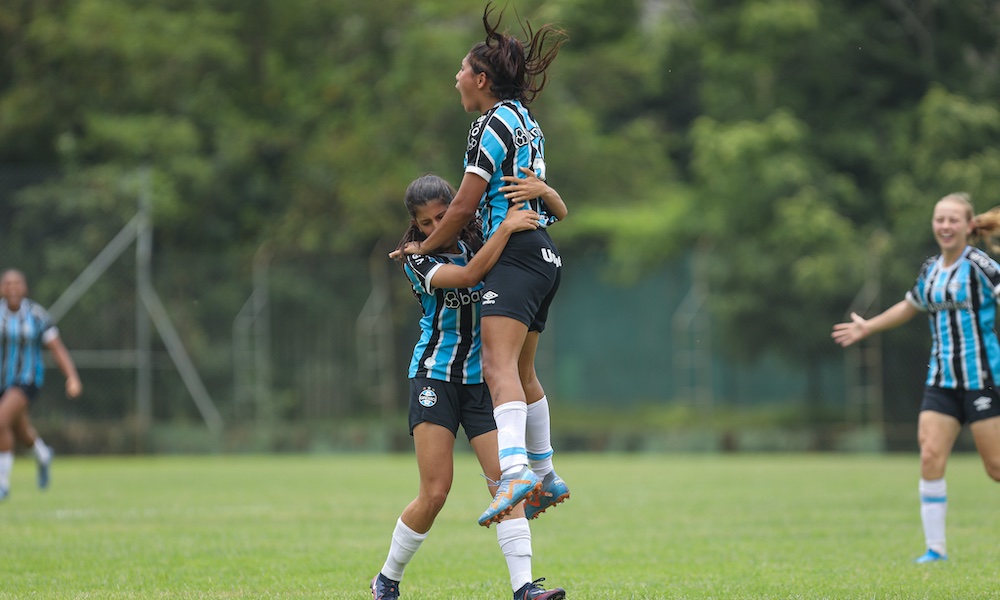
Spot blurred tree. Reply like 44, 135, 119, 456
2, 0, 1000, 420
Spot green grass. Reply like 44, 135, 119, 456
2, 453, 999, 599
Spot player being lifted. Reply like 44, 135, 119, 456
398, 0, 572, 531
374, 172, 567, 600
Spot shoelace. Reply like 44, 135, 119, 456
373, 576, 399, 598
521, 577, 548, 597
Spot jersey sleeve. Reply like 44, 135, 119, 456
404, 254, 445, 295
29, 301, 60, 344
464, 111, 507, 183
967, 248, 1000, 300
904, 257, 936, 311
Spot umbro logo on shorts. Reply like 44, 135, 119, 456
482, 290, 499, 305
974, 396, 992, 411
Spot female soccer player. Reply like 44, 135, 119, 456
0, 268, 82, 499
373, 174, 567, 600
832, 193, 1000, 563
397, 1, 571, 530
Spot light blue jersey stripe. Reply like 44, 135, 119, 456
464, 100, 551, 240
403, 243, 484, 384
906, 246, 1000, 389
0, 299, 55, 389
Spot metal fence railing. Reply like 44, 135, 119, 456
1, 165, 934, 454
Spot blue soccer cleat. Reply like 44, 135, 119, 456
38, 450, 52, 490
514, 578, 565, 600
524, 471, 570, 520
0, 486, 8, 501
915, 549, 947, 564
371, 573, 400, 600
479, 466, 541, 527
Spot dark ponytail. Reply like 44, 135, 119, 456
467, 1, 568, 104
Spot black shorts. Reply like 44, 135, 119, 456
920, 385, 1000, 424
408, 378, 497, 441
0, 384, 40, 403
481, 228, 561, 333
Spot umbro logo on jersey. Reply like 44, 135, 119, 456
482, 290, 499, 305
419, 386, 438, 408
974, 396, 993, 412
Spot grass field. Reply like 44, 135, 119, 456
2, 452, 999, 599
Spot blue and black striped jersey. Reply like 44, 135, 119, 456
905, 246, 1000, 389
1, 298, 58, 389
403, 241, 484, 384
464, 99, 557, 238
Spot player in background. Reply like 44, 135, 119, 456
0, 269, 82, 499
373, 174, 567, 600
397, 1, 571, 531
832, 193, 1000, 563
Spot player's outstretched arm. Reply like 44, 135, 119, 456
832, 300, 919, 348
500, 167, 567, 221
430, 203, 540, 289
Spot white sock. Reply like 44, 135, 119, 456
33, 438, 51, 464
526, 397, 554, 477
494, 402, 528, 476
496, 517, 532, 592
0, 451, 12, 490
380, 517, 428, 581
919, 478, 947, 556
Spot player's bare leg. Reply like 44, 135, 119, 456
0, 388, 29, 499
914, 410, 961, 562
519, 331, 568, 520
479, 315, 540, 526
372, 423, 455, 599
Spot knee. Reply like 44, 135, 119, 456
984, 462, 1000, 483
919, 447, 948, 477
421, 486, 450, 515
482, 355, 505, 383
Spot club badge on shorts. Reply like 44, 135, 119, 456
418, 386, 438, 407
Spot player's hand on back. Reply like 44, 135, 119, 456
500, 167, 547, 203
499, 201, 540, 233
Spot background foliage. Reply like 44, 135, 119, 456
2, 0, 1000, 449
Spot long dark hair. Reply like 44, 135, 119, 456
467, 1, 568, 104
394, 174, 484, 262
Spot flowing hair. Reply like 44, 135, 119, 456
952, 192, 1000, 255
467, 1, 568, 104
